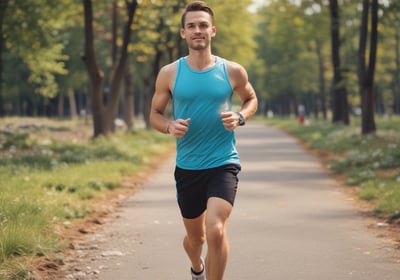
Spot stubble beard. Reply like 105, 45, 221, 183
187, 35, 211, 51
189, 41, 208, 51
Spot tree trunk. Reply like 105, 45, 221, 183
82, 0, 137, 137
108, 0, 118, 92
82, 0, 105, 137
0, 0, 9, 117
104, 0, 137, 133
143, 49, 163, 129
329, 0, 349, 125
58, 92, 64, 118
315, 39, 327, 120
143, 15, 166, 129
357, 0, 378, 135
111, 0, 118, 64
395, 28, 400, 114
68, 88, 78, 120
143, 78, 152, 129
123, 66, 134, 131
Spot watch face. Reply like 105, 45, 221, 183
237, 112, 245, 126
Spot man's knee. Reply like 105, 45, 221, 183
186, 233, 206, 247
206, 222, 225, 245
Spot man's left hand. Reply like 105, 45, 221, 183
220, 111, 239, 131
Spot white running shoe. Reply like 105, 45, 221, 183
191, 257, 206, 280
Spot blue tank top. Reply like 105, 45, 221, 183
172, 56, 241, 170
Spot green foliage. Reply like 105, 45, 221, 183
0, 198, 60, 263
252, 0, 400, 120
254, 0, 330, 107
3, 0, 77, 98
360, 178, 400, 214
210, 0, 257, 67
25, 44, 68, 97
0, 131, 147, 172
130, 0, 183, 80
263, 116, 400, 216
0, 262, 33, 280
0, 132, 29, 149
0, 121, 174, 276
2, 0, 400, 122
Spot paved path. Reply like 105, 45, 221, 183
69, 122, 400, 280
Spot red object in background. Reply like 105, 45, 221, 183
298, 115, 305, 125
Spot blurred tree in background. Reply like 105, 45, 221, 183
0, 0, 399, 136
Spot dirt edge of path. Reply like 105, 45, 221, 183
30, 149, 175, 280
292, 133, 400, 252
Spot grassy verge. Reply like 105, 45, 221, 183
259, 115, 400, 220
0, 118, 174, 279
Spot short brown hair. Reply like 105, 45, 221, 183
181, 1, 214, 28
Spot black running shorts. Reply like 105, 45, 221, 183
174, 164, 240, 219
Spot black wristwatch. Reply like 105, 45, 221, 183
236, 112, 245, 126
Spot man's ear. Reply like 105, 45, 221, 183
180, 28, 186, 39
211, 26, 217, 37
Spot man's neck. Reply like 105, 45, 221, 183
186, 50, 216, 71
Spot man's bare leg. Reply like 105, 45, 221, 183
183, 213, 206, 273
205, 197, 233, 280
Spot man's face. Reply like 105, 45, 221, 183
180, 11, 216, 51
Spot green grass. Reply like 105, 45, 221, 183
261, 115, 400, 219
0, 119, 174, 279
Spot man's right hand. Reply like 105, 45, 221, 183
169, 118, 191, 138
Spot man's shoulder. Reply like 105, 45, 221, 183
222, 59, 247, 79
160, 59, 180, 74
156, 59, 181, 90
157, 60, 179, 85
221, 58, 243, 71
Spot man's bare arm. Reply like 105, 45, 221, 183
150, 66, 173, 134
230, 62, 258, 120
150, 63, 191, 138
221, 61, 258, 130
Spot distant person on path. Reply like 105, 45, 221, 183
150, 1, 258, 279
